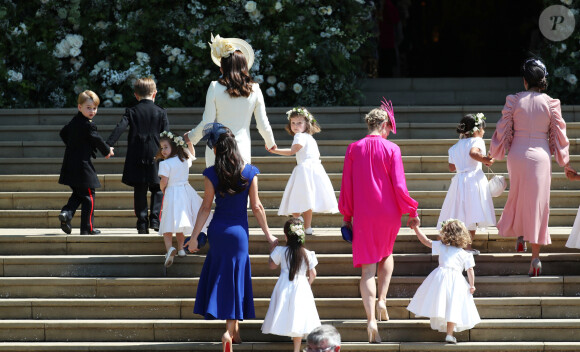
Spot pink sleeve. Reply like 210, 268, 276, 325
489, 94, 517, 160
389, 146, 419, 218
338, 144, 354, 222
548, 97, 570, 167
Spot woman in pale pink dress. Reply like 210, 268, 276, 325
339, 101, 419, 343
489, 58, 569, 276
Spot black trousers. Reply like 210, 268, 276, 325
61, 186, 96, 232
134, 183, 162, 228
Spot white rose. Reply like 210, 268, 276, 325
267, 75, 277, 84
136, 51, 150, 64
326, 6, 333, 15
171, 47, 182, 56
97, 60, 109, 69
293, 83, 303, 94
104, 89, 115, 98
245, 1, 257, 12
69, 47, 81, 57
167, 87, 182, 100
275, 1, 282, 11
103, 99, 113, 108
561, 0, 573, 5
203, 69, 211, 77
73, 61, 82, 71
254, 74, 264, 84
277, 82, 287, 91
66, 34, 83, 48
266, 87, 276, 97
565, 74, 578, 85
307, 74, 319, 84
168, 55, 176, 63
113, 94, 123, 104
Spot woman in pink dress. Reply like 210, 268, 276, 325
339, 101, 419, 343
489, 58, 570, 276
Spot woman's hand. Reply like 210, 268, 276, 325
184, 236, 199, 253
566, 166, 579, 181
342, 221, 352, 230
266, 233, 278, 251
470, 286, 476, 294
407, 216, 420, 229
183, 132, 191, 144
482, 155, 495, 167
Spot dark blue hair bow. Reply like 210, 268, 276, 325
201, 122, 228, 149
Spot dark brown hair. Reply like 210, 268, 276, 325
218, 50, 254, 98
283, 218, 310, 281
521, 58, 548, 91
456, 114, 486, 136
156, 136, 189, 162
284, 109, 322, 136
214, 129, 248, 196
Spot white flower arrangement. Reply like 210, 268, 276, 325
6, 70, 23, 83
266, 87, 276, 97
245, 1, 257, 13
160, 131, 188, 150
289, 223, 306, 244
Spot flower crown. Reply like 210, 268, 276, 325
209, 33, 236, 59
288, 223, 306, 244
286, 107, 316, 124
160, 131, 187, 150
459, 113, 486, 135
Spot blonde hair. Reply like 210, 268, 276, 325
77, 90, 100, 106
134, 77, 157, 97
440, 219, 472, 249
284, 109, 321, 136
365, 108, 388, 131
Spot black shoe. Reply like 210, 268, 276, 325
80, 229, 101, 235
149, 221, 160, 232
137, 227, 149, 234
58, 212, 72, 234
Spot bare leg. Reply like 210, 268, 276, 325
222, 320, 236, 352
175, 232, 185, 251
163, 233, 174, 251
377, 255, 394, 303
446, 322, 456, 336
360, 263, 377, 323
302, 209, 313, 229
233, 320, 242, 344
292, 337, 302, 352
292, 213, 302, 219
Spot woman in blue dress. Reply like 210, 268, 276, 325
186, 123, 278, 352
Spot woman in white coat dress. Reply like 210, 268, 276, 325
185, 34, 276, 166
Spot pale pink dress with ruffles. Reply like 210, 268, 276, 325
489, 91, 569, 245
339, 135, 418, 267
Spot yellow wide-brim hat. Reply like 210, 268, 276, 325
209, 34, 254, 70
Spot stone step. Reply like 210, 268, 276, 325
0, 341, 577, 352
1, 172, 579, 192
0, 253, 577, 278
3, 122, 580, 142
1, 276, 576, 299
2, 189, 579, 211
0, 297, 578, 320
0, 228, 576, 255
3, 138, 580, 158
1, 155, 579, 175
0, 318, 578, 343
1, 207, 577, 227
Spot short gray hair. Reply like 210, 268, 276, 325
307, 325, 341, 347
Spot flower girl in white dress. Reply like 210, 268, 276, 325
407, 219, 481, 344
269, 107, 338, 235
437, 113, 496, 255
261, 218, 321, 352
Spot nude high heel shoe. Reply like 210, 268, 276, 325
367, 320, 381, 343
222, 331, 233, 352
376, 300, 389, 321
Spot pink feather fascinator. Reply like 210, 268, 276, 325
380, 97, 396, 134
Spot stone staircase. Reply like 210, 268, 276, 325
0, 102, 580, 351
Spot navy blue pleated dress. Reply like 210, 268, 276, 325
194, 164, 259, 320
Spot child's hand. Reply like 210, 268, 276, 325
183, 132, 191, 144
469, 286, 476, 294
483, 155, 494, 167
266, 144, 277, 153
105, 147, 114, 159
266, 234, 278, 251
184, 237, 199, 253
407, 216, 420, 229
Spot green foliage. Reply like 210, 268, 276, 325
541, 0, 579, 104
0, 0, 374, 108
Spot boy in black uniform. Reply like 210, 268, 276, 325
106, 78, 169, 234
58, 90, 114, 235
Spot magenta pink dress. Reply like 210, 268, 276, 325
489, 91, 569, 245
339, 135, 418, 267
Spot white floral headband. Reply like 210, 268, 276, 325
286, 107, 316, 124
288, 223, 306, 244
160, 131, 187, 150
459, 113, 486, 135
